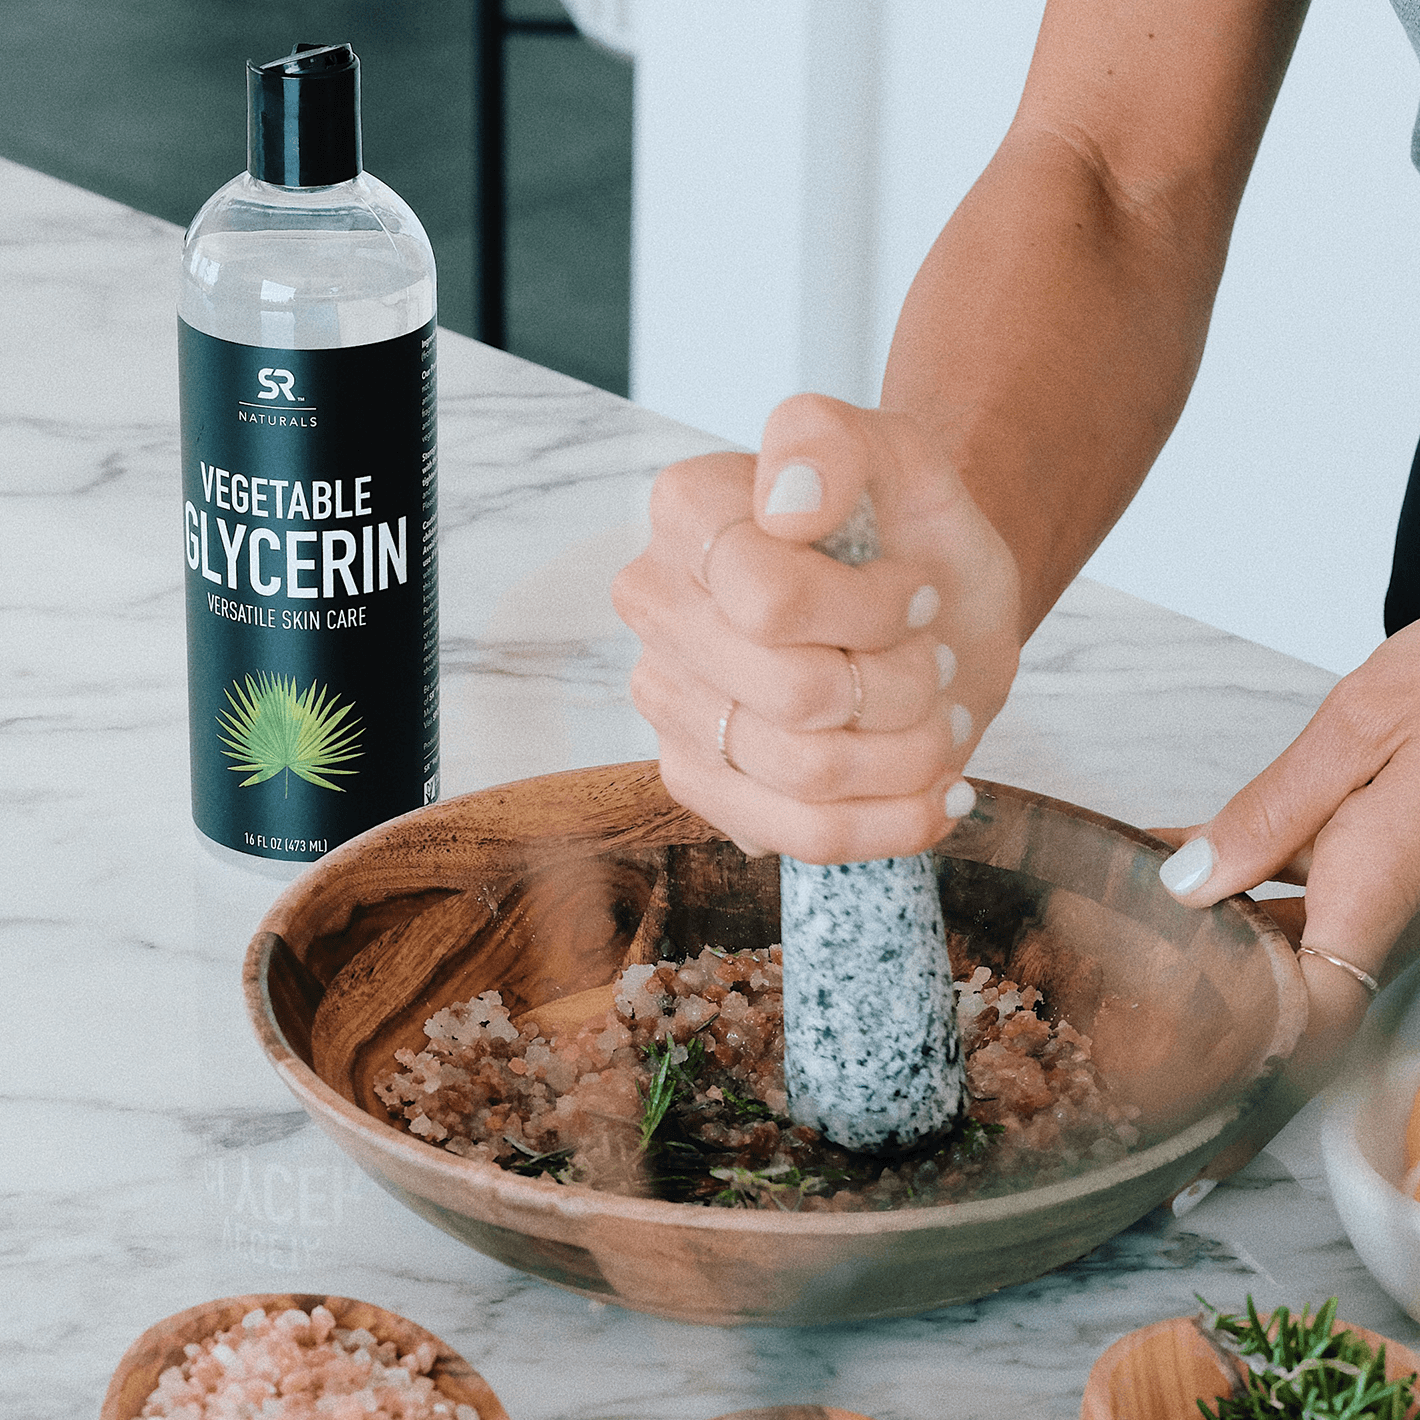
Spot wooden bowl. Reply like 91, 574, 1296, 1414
243, 763, 1305, 1326
711, 1411, 873, 1420
100, 1293, 507, 1420
1080, 1313, 1420, 1419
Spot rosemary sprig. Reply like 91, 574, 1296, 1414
1195, 1295, 1417, 1420
710, 1162, 802, 1209
951, 1116, 1005, 1162
718, 1085, 775, 1121
638, 1036, 706, 1152
500, 1136, 575, 1178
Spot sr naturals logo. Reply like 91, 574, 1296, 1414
258, 367, 297, 401
238, 366, 317, 428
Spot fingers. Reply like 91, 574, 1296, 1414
642, 448, 756, 589
756, 394, 1023, 634
1301, 738, 1420, 975
614, 394, 1024, 862
643, 679, 972, 865
615, 431, 989, 743
1158, 628, 1420, 903
618, 550, 955, 734
632, 658, 957, 805
710, 527, 952, 652
636, 446, 943, 653
1157, 627, 1420, 986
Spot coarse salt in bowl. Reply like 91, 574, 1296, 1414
244, 764, 1306, 1327
100, 1294, 507, 1420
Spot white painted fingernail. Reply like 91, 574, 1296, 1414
949, 703, 973, 748
1170, 1177, 1218, 1217
1159, 837, 1216, 897
765, 463, 822, 516
907, 585, 940, 629
935, 644, 957, 689
944, 779, 976, 820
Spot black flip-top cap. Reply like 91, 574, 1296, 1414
247, 42, 362, 187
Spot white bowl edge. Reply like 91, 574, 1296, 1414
1322, 959, 1420, 1322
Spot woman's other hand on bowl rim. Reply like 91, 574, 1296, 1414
1154, 620, 1420, 1204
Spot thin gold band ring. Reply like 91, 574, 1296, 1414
841, 649, 864, 728
698, 517, 753, 591
1297, 946, 1379, 999
718, 700, 744, 774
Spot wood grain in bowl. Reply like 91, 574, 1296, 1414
710, 1410, 874, 1420
242, 763, 1307, 1326
1080, 1314, 1420, 1420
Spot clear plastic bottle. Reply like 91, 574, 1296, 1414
179, 43, 438, 871
178, 173, 435, 350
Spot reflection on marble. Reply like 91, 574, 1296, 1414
1, 151, 1411, 1420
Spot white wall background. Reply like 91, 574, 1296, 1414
626, 0, 1420, 677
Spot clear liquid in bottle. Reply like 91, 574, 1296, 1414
178, 43, 438, 871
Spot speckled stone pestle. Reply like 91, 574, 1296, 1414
779, 495, 968, 1153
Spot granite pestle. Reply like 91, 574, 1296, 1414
779, 495, 968, 1152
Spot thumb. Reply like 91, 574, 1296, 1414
1155, 687, 1380, 912
1158, 701, 1420, 1007
1154, 818, 1311, 905
1152, 822, 1309, 931
754, 393, 885, 547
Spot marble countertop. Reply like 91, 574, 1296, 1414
3, 154, 1414, 1420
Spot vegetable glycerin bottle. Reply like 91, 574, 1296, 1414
179, 42, 438, 868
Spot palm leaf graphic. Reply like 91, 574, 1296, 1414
217, 671, 362, 795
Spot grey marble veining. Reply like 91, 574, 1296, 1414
0, 153, 1412, 1420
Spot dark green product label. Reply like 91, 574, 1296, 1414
179, 317, 438, 862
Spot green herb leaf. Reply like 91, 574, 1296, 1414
500, 1135, 575, 1178
709, 1163, 804, 1210
217, 671, 362, 795
952, 1116, 1005, 1161
638, 1036, 706, 1153
1194, 1295, 1417, 1420
718, 1086, 774, 1121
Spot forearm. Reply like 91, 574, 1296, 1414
883, 0, 1307, 637
885, 134, 1216, 634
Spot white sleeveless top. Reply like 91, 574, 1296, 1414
1392, 0, 1420, 163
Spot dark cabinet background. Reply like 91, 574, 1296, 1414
0, 0, 632, 395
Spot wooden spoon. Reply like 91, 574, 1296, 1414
100, 1293, 508, 1420
1080, 1314, 1420, 1420
514, 980, 619, 1039
1405, 1080, 1420, 1200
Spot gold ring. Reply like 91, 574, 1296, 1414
841, 649, 864, 727
1296, 946, 1380, 999
697, 517, 753, 591
718, 700, 745, 774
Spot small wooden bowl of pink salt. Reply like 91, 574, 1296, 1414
100, 1294, 508, 1420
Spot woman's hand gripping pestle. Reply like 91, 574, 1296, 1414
611, 395, 1026, 1151
779, 493, 967, 1152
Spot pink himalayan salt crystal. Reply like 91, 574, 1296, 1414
135, 1305, 478, 1420
374, 942, 1139, 1210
